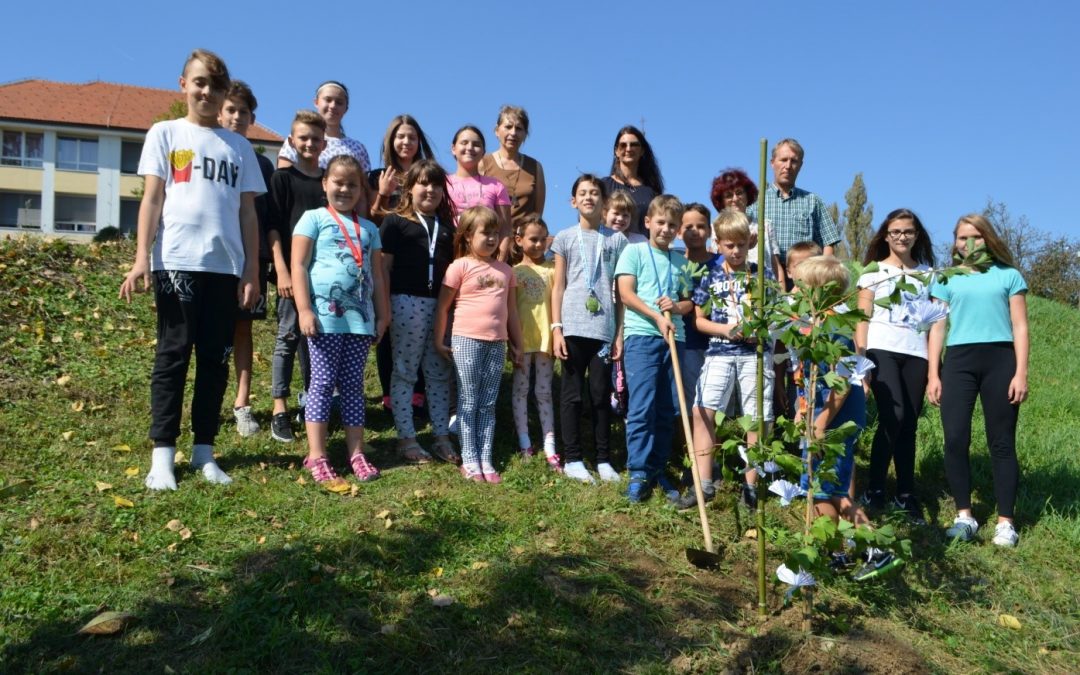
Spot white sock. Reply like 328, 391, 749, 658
191, 444, 233, 485
543, 434, 556, 458
563, 461, 595, 484
146, 446, 178, 491
517, 432, 532, 450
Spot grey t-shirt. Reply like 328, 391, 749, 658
551, 226, 628, 342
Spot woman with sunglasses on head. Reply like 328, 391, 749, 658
600, 126, 664, 236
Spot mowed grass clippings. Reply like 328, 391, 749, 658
0, 237, 1077, 673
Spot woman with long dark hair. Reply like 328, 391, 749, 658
855, 208, 936, 523
600, 125, 663, 236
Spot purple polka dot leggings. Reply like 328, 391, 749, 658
306, 333, 373, 427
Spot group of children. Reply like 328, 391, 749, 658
121, 48, 1031, 552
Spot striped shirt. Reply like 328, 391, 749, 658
747, 183, 839, 262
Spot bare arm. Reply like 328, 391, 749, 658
372, 249, 390, 344
617, 274, 675, 338
855, 287, 874, 354
119, 175, 165, 301
268, 230, 292, 298
1008, 293, 1029, 404
291, 235, 318, 336
497, 204, 513, 262
432, 284, 457, 361
238, 192, 260, 310
926, 301, 948, 406
551, 253, 568, 359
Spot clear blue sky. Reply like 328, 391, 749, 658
5, 1, 1078, 248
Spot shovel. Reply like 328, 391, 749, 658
662, 311, 723, 569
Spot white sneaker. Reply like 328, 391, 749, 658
596, 462, 621, 482
992, 521, 1019, 547
563, 461, 596, 484
234, 406, 260, 437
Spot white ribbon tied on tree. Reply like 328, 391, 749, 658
836, 354, 876, 386
899, 298, 950, 334
768, 479, 807, 506
776, 563, 816, 599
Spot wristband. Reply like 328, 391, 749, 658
551, 323, 564, 332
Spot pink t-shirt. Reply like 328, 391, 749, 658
446, 175, 511, 219
442, 257, 516, 341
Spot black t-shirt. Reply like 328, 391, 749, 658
253, 153, 276, 261
267, 166, 325, 283
380, 212, 455, 298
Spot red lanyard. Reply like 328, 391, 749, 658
327, 206, 364, 270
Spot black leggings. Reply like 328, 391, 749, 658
559, 336, 612, 464
940, 342, 1020, 518
867, 349, 927, 496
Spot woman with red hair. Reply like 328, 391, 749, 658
710, 168, 783, 285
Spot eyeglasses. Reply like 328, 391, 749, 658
617, 141, 641, 150
887, 230, 917, 239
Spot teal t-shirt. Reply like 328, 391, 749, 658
930, 263, 1026, 346
294, 207, 381, 336
614, 241, 691, 341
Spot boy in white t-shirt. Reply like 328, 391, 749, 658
119, 49, 266, 490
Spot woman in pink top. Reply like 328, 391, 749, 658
433, 207, 523, 484
446, 125, 513, 261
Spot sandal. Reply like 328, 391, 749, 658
430, 439, 461, 465
398, 442, 432, 465
349, 452, 381, 482
304, 456, 350, 493
460, 465, 485, 483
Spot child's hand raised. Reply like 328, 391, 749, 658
119, 259, 151, 303
299, 309, 319, 337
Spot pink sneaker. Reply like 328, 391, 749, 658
483, 470, 503, 484
303, 456, 349, 493
349, 452, 381, 482
520, 446, 535, 459
545, 454, 563, 474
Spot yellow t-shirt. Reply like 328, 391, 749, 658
514, 260, 554, 354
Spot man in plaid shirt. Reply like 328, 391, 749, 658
748, 138, 840, 268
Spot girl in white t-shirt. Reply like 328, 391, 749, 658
446, 125, 513, 261
855, 208, 937, 523
278, 81, 372, 176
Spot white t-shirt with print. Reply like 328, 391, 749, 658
139, 119, 266, 277
857, 262, 931, 359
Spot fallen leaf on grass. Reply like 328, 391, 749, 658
998, 614, 1022, 630
90, 403, 106, 412
744, 528, 759, 540
511, 546, 526, 556
350, 484, 360, 497
323, 480, 350, 494
112, 496, 134, 508
51, 335, 63, 344
95, 481, 112, 492
124, 467, 139, 477
178, 528, 193, 541
56, 374, 72, 386
431, 594, 455, 607
243, 509, 258, 518
256, 535, 266, 545
433, 567, 444, 578
384, 518, 393, 530
166, 543, 178, 553
185, 564, 222, 575
470, 561, 489, 570
506, 612, 524, 628
295, 476, 307, 486
78, 610, 136, 635
165, 519, 182, 532
411, 510, 425, 516
188, 626, 213, 646
413, 490, 426, 499
29, 517, 40, 530
70, 400, 85, 412
375, 509, 391, 519
173, 451, 186, 463
111, 444, 132, 453
85, 441, 97, 447
62, 431, 75, 441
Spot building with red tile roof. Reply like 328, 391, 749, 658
0, 79, 283, 236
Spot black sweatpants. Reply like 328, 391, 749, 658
940, 342, 1020, 518
867, 349, 928, 496
149, 270, 238, 447
559, 335, 612, 464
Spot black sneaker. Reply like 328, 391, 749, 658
853, 548, 904, 581
893, 494, 926, 525
860, 489, 887, 510
829, 551, 856, 572
741, 484, 758, 511
676, 485, 716, 511
271, 413, 294, 442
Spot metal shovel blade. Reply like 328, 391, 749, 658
686, 546, 723, 570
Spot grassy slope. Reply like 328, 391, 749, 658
0, 237, 1076, 674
